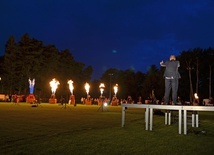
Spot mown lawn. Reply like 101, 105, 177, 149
0, 102, 214, 155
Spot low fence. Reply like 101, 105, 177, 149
121, 104, 214, 135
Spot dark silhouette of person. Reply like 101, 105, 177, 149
160, 55, 181, 105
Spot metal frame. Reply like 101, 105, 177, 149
121, 104, 214, 135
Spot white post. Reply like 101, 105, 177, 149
196, 112, 199, 127
150, 108, 153, 130
168, 111, 171, 125
192, 113, 195, 127
145, 108, 147, 123
165, 111, 168, 125
145, 108, 149, 130
179, 109, 182, 134
184, 110, 187, 135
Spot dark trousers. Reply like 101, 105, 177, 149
164, 78, 179, 104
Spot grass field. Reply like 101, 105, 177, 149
0, 102, 214, 155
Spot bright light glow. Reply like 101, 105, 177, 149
85, 82, 90, 95
67, 80, 74, 94
49, 78, 60, 94
114, 84, 118, 95
99, 83, 105, 96
104, 102, 108, 106
194, 93, 199, 99
28, 78, 35, 94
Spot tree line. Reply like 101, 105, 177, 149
0, 34, 213, 104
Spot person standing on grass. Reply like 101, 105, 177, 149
160, 55, 181, 105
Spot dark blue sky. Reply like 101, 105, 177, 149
1, 0, 214, 79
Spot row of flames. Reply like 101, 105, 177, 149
29, 78, 118, 96
82, 82, 118, 96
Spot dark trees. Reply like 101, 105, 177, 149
178, 48, 214, 103
0, 33, 213, 104
0, 34, 92, 102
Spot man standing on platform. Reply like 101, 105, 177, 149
160, 55, 181, 105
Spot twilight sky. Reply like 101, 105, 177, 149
1, 0, 214, 79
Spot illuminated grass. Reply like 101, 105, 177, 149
0, 103, 214, 154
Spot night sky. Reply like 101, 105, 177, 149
1, 0, 214, 79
